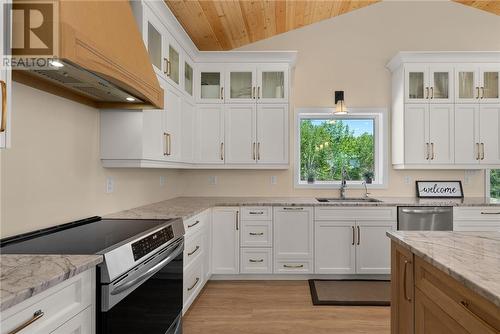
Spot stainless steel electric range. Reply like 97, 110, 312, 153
0, 216, 185, 334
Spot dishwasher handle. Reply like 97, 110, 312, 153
400, 208, 451, 214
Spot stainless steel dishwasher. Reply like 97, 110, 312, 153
398, 206, 453, 231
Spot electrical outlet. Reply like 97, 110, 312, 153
106, 177, 114, 193
271, 176, 277, 185
160, 175, 167, 187
464, 170, 478, 185
208, 176, 218, 185
404, 176, 411, 185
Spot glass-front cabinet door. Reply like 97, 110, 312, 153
455, 66, 480, 103
164, 34, 181, 88
480, 65, 500, 103
404, 65, 428, 103
184, 60, 194, 98
196, 64, 224, 104
145, 10, 165, 77
225, 65, 256, 103
257, 64, 289, 103
429, 66, 453, 103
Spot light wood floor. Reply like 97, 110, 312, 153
183, 281, 390, 334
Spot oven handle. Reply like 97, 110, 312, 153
110, 240, 184, 296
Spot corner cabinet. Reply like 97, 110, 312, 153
388, 52, 500, 169
101, 0, 295, 169
0, 0, 12, 149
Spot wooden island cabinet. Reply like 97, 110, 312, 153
390, 239, 500, 334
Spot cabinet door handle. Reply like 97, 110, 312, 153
480, 87, 484, 99
253, 142, 256, 160
425, 87, 429, 99
425, 143, 430, 160
187, 220, 200, 228
163, 58, 168, 74
284, 264, 303, 268
352, 226, 355, 245
163, 132, 169, 156
187, 246, 200, 256
460, 300, 497, 332
249, 259, 264, 263
480, 211, 500, 215
481, 143, 485, 160
249, 232, 264, 236
283, 207, 303, 211
220, 142, 224, 161
257, 142, 261, 161
167, 133, 172, 156
252, 86, 256, 99
220, 86, 224, 100
8, 310, 44, 334
476, 87, 480, 99
249, 211, 264, 215
431, 143, 435, 160
476, 143, 480, 160
430, 87, 434, 99
187, 277, 200, 291
257, 86, 261, 99
357, 226, 360, 245
236, 211, 239, 230
403, 260, 412, 302
0, 80, 6, 133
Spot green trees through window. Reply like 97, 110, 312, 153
491, 169, 500, 199
300, 119, 375, 183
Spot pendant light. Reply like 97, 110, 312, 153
334, 91, 348, 115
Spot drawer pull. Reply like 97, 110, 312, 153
249, 232, 264, 236
283, 264, 304, 269
283, 207, 304, 211
460, 300, 497, 332
480, 212, 500, 215
8, 310, 44, 334
187, 220, 200, 228
249, 211, 264, 215
187, 246, 200, 256
249, 259, 264, 263
403, 260, 412, 302
187, 277, 200, 291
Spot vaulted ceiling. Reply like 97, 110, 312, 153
165, 0, 500, 51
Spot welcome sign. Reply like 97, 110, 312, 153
416, 181, 464, 199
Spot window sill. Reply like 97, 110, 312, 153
295, 182, 388, 190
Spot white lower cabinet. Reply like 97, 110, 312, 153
1, 269, 95, 334
240, 248, 273, 274
273, 207, 314, 273
211, 207, 240, 274
453, 207, 500, 231
183, 255, 205, 312
239, 207, 273, 274
314, 207, 396, 275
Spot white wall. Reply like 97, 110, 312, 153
0, 82, 184, 237
180, 0, 499, 198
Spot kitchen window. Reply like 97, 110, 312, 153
295, 108, 388, 188
488, 169, 500, 201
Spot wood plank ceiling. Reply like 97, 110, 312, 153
165, 0, 500, 51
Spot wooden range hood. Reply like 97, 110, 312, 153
13, 0, 163, 109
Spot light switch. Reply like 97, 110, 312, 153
160, 175, 167, 186
106, 177, 114, 193
271, 176, 277, 185
209, 176, 218, 185
404, 176, 411, 185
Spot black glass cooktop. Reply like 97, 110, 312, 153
0, 217, 171, 255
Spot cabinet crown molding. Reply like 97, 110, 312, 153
387, 51, 500, 72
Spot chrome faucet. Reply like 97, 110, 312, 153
362, 181, 370, 199
339, 167, 348, 199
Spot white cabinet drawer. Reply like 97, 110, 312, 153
454, 221, 500, 232
1, 269, 93, 334
454, 207, 500, 221
50, 307, 92, 334
315, 207, 396, 221
240, 248, 273, 274
240, 220, 272, 247
184, 230, 205, 269
241, 207, 272, 221
184, 210, 209, 237
183, 256, 204, 310
274, 260, 313, 274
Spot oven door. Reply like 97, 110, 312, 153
99, 238, 184, 334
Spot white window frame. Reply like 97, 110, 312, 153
295, 107, 388, 189
486, 169, 500, 202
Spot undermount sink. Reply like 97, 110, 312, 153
316, 197, 382, 203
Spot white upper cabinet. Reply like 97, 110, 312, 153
224, 104, 256, 164
455, 64, 500, 103
181, 98, 195, 162
404, 64, 453, 103
196, 64, 225, 104
184, 57, 194, 99
163, 80, 182, 162
256, 105, 288, 164
0, 0, 12, 149
165, 36, 182, 88
196, 105, 224, 164
388, 52, 500, 169
257, 64, 289, 103
225, 65, 256, 104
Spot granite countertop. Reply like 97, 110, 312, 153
106, 196, 500, 221
0, 254, 102, 311
387, 231, 500, 307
